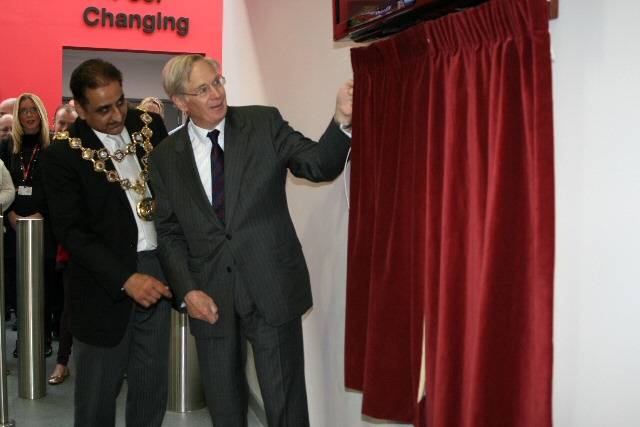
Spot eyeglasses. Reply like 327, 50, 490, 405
181, 76, 226, 97
18, 107, 38, 116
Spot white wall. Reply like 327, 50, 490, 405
62, 50, 172, 100
223, 1, 406, 425
551, 1, 640, 426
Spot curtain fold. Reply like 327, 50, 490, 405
345, 0, 554, 425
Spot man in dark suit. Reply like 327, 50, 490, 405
41, 59, 173, 427
149, 54, 353, 427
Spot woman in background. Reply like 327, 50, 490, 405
48, 243, 71, 384
7, 93, 56, 358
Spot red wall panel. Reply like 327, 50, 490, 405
0, 0, 222, 124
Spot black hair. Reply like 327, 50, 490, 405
70, 59, 123, 106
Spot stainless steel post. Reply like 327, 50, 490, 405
17, 218, 45, 400
167, 310, 204, 412
0, 214, 16, 426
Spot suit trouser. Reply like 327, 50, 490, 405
195, 278, 310, 427
73, 251, 171, 427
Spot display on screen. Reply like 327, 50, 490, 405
347, 0, 416, 30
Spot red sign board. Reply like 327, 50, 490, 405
0, 0, 223, 122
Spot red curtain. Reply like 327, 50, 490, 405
345, 0, 554, 426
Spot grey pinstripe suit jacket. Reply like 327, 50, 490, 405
150, 106, 350, 338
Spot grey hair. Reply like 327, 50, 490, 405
54, 103, 77, 117
162, 54, 219, 98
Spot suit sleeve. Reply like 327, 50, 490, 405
149, 151, 197, 303
267, 108, 351, 182
150, 112, 169, 145
41, 145, 132, 300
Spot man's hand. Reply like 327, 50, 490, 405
184, 290, 219, 324
123, 273, 172, 308
8, 212, 44, 230
7, 211, 18, 230
334, 79, 354, 127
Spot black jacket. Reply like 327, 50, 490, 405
3, 133, 56, 259
150, 106, 350, 338
41, 108, 167, 347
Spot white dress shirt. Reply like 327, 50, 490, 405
187, 117, 346, 204
93, 128, 157, 252
187, 119, 226, 205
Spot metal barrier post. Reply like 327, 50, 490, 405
17, 218, 45, 400
0, 214, 16, 425
167, 310, 204, 412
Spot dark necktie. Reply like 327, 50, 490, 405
207, 130, 224, 221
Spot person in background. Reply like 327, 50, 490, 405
150, 54, 352, 427
47, 102, 79, 385
0, 156, 15, 258
0, 158, 15, 210
0, 98, 16, 116
53, 104, 78, 133
47, 242, 72, 384
0, 114, 12, 142
5, 93, 55, 357
0, 113, 13, 320
138, 97, 164, 119
0, 113, 13, 163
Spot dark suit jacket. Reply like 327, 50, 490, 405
150, 106, 350, 338
41, 109, 168, 347
2, 135, 57, 259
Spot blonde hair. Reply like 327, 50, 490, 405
138, 97, 165, 118
162, 54, 220, 99
11, 93, 50, 154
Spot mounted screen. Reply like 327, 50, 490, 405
333, 0, 488, 42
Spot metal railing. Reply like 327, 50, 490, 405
16, 218, 45, 400
168, 310, 204, 412
1, 215, 205, 419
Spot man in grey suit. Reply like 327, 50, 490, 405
149, 54, 352, 427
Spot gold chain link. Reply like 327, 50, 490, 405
53, 107, 155, 197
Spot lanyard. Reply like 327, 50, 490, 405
20, 144, 40, 182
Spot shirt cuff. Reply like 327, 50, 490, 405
339, 123, 352, 137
